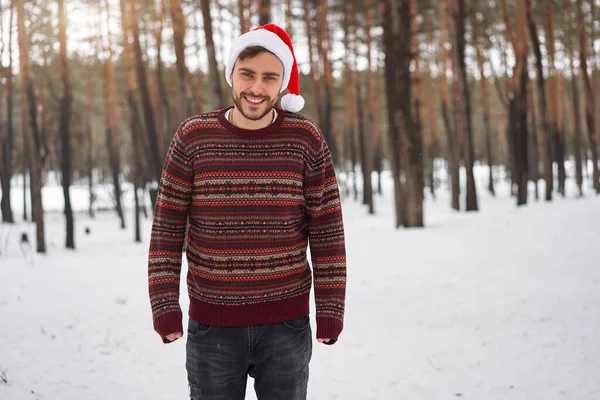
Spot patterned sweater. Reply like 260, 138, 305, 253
148, 107, 347, 344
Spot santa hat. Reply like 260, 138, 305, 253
225, 24, 305, 113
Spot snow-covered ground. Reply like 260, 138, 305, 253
1, 166, 599, 399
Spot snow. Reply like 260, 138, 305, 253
1, 166, 600, 399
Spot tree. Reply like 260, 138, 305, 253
473, 5, 495, 196
120, 0, 145, 242
58, 0, 75, 248
526, 0, 552, 201
200, 0, 226, 110
567, 0, 584, 196
257, 0, 270, 25
129, 0, 163, 185
17, 0, 46, 252
169, 0, 192, 122
383, 0, 423, 227
440, 0, 460, 210
103, 0, 125, 228
503, 0, 530, 205
1, 0, 15, 223
451, 0, 478, 211
577, 0, 600, 193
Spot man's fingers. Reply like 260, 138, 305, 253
165, 332, 183, 341
317, 338, 331, 343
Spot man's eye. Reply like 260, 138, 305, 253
242, 72, 252, 77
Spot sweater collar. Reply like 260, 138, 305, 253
217, 106, 286, 138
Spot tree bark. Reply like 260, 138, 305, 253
154, 0, 175, 145
303, 0, 319, 118
17, 0, 46, 252
58, 0, 75, 249
451, 0, 478, 211
315, 0, 338, 166
1, 0, 15, 223
474, 13, 495, 196
385, 0, 422, 227
257, 0, 270, 25
577, 0, 599, 193
382, 0, 405, 227
545, 8, 565, 197
238, 0, 250, 33
526, 0, 552, 201
104, 0, 126, 229
121, 0, 145, 241
514, 0, 529, 205
201, 0, 226, 110
441, 0, 459, 210
169, 0, 192, 122
568, 0, 584, 196
354, 2, 374, 214
129, 0, 163, 185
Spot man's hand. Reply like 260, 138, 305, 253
317, 338, 331, 344
165, 332, 183, 342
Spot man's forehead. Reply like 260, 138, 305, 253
237, 53, 284, 73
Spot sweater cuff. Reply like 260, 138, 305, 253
316, 316, 343, 345
153, 310, 183, 343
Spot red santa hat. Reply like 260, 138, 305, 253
225, 24, 305, 113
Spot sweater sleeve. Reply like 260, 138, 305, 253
304, 135, 347, 344
148, 126, 193, 343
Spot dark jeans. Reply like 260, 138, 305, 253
185, 316, 313, 400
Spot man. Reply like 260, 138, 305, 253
148, 24, 347, 400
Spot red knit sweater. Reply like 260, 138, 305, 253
148, 107, 347, 344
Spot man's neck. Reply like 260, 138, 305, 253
230, 107, 274, 130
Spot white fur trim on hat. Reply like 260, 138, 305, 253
280, 94, 305, 113
225, 29, 294, 93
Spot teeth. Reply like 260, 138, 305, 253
245, 96, 263, 104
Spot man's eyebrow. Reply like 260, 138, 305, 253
238, 68, 281, 77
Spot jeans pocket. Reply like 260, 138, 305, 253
188, 318, 212, 339
282, 315, 310, 332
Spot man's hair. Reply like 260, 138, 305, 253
237, 46, 275, 62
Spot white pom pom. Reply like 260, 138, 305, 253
280, 94, 305, 112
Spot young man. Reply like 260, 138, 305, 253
148, 24, 347, 400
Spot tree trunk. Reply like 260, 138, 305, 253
201, 0, 226, 110
545, 9, 565, 197
155, 0, 175, 145
238, 0, 250, 33
104, 0, 126, 229
58, 0, 75, 249
440, 0, 459, 210
451, 0, 478, 211
514, 0, 529, 205
385, 0, 422, 227
1, 0, 15, 223
129, 0, 163, 185
474, 21, 495, 196
257, 0, 270, 25
528, 72, 539, 201
169, 0, 192, 122
303, 0, 319, 118
364, 0, 376, 210
577, 0, 600, 193
315, 0, 338, 166
382, 0, 405, 227
526, 0, 552, 201
17, 0, 46, 252
121, 0, 145, 241
568, 0, 584, 196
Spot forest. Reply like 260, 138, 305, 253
1, 0, 599, 252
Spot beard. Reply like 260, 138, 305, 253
232, 90, 278, 121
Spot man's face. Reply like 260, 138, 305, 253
231, 51, 284, 121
